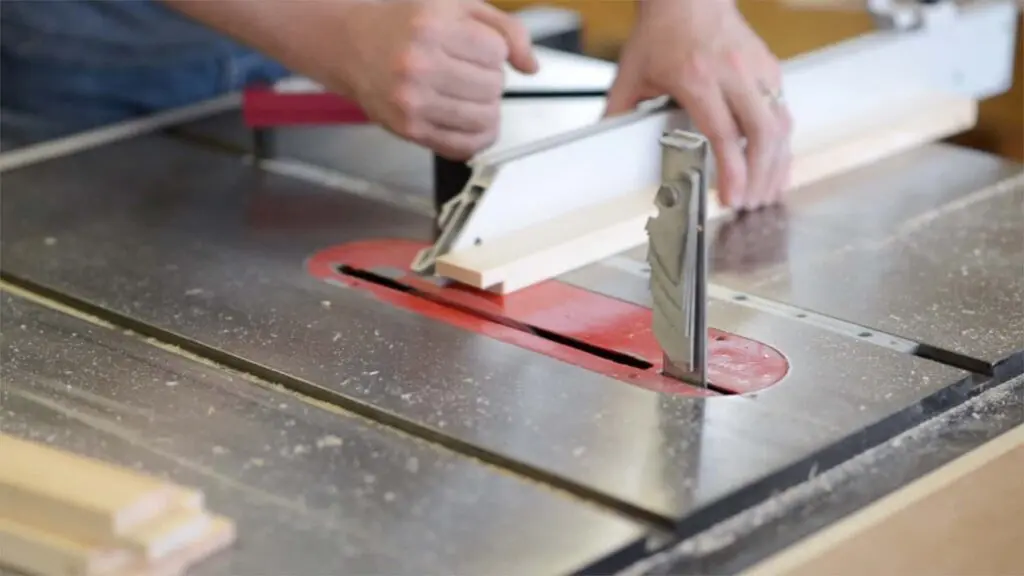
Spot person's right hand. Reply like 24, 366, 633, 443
338, 0, 539, 160
604, 0, 791, 210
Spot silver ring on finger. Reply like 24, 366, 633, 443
757, 80, 784, 108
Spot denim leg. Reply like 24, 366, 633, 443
1, 47, 292, 147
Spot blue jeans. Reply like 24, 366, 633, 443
0, 0, 292, 148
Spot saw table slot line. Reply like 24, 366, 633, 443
0, 272, 679, 532
338, 265, 654, 372
334, 263, 742, 397
575, 372, 983, 575
598, 255, 1006, 379
707, 284, 921, 353
709, 285, 1003, 378
308, 239, 788, 396
613, 379, 1024, 576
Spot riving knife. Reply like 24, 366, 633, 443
645, 129, 710, 387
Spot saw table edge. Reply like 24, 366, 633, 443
740, 423, 1024, 576
435, 95, 977, 294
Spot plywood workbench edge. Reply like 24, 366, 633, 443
741, 424, 1024, 576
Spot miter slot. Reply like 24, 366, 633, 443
336, 265, 659, 373
334, 264, 746, 395
708, 284, 1004, 377
595, 256, 1001, 376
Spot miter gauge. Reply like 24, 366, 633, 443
411, 0, 1017, 281
646, 130, 710, 387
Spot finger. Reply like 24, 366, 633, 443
426, 125, 498, 161
766, 104, 793, 205
771, 144, 793, 205
761, 138, 788, 207
442, 19, 508, 69
721, 75, 782, 210
422, 91, 500, 134
673, 82, 747, 209
466, 1, 539, 74
431, 56, 505, 103
756, 136, 783, 209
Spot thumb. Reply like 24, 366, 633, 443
468, 2, 539, 74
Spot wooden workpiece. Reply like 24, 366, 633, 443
0, 434, 236, 576
742, 424, 1024, 576
436, 95, 978, 293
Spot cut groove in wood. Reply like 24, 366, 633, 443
436, 95, 977, 293
742, 424, 1024, 576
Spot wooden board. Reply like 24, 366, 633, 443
125, 517, 236, 576
0, 515, 235, 576
0, 435, 201, 543
436, 94, 977, 293
436, 186, 727, 293
0, 519, 135, 576
742, 424, 1024, 576
0, 435, 235, 576
122, 506, 212, 562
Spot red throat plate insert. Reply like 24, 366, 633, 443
307, 239, 789, 396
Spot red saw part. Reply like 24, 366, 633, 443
307, 239, 789, 396
244, 88, 370, 127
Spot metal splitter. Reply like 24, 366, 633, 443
646, 130, 710, 387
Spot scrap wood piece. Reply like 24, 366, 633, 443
124, 516, 236, 576
122, 506, 212, 562
0, 515, 235, 576
0, 434, 236, 576
0, 518, 134, 576
0, 434, 203, 544
741, 424, 1024, 576
435, 94, 977, 294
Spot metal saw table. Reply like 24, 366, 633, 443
1, 48, 1022, 575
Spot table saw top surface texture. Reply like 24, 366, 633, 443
1, 71, 1022, 574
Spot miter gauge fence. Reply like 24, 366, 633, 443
411, 0, 1017, 284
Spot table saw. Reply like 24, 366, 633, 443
1, 1, 1022, 574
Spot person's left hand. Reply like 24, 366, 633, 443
605, 0, 792, 210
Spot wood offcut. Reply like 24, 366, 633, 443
0, 434, 236, 576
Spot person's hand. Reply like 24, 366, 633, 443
337, 0, 539, 160
606, 0, 792, 210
